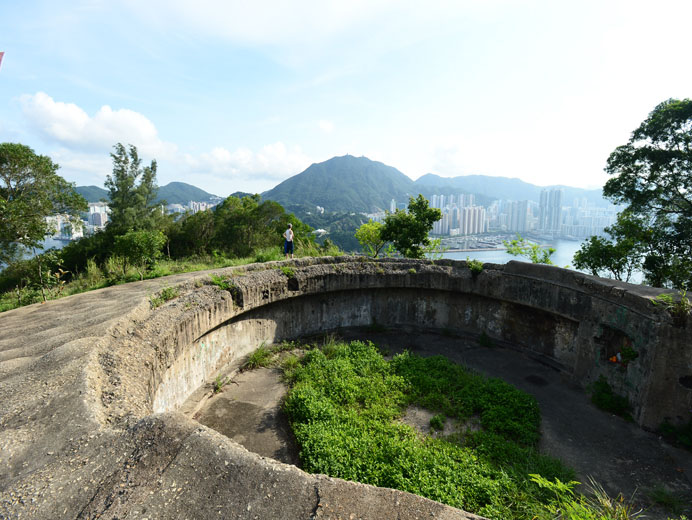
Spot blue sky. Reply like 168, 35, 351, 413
2, 0, 691, 196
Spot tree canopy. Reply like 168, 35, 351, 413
105, 143, 164, 234
0, 142, 86, 264
380, 194, 442, 259
574, 99, 692, 288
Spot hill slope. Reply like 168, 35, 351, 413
414, 173, 606, 206
262, 155, 415, 213
76, 182, 221, 205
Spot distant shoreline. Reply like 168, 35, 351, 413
440, 247, 506, 253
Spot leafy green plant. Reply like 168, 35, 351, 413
408, 267, 417, 274
652, 290, 691, 323
279, 265, 295, 278
659, 419, 692, 450
430, 413, 445, 431
149, 286, 180, 308
213, 374, 230, 394
244, 343, 274, 370
530, 474, 643, 520
504, 234, 555, 265
648, 483, 684, 515
209, 274, 234, 290
467, 257, 484, 274
283, 340, 576, 519
589, 376, 632, 419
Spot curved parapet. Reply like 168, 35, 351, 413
0, 257, 689, 519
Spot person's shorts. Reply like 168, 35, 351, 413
284, 240, 294, 254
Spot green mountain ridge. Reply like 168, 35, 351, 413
76, 182, 221, 206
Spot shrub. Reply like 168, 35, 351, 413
467, 257, 484, 274
590, 376, 632, 419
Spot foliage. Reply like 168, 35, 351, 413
279, 266, 295, 278
0, 142, 86, 265
589, 376, 632, 419
430, 414, 445, 431
113, 230, 167, 280
467, 257, 484, 274
573, 212, 646, 282
380, 194, 442, 259
243, 343, 274, 370
105, 143, 165, 234
213, 374, 230, 394
648, 484, 685, 515
504, 234, 555, 265
651, 290, 691, 320
209, 274, 234, 291
149, 286, 179, 308
659, 419, 692, 450
355, 220, 390, 258
283, 340, 577, 519
530, 474, 643, 520
585, 99, 692, 289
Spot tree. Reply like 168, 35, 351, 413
354, 220, 390, 258
572, 212, 646, 282
105, 143, 163, 235
380, 194, 442, 259
576, 99, 692, 288
0, 142, 86, 266
504, 235, 556, 265
113, 230, 166, 280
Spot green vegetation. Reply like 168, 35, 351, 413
279, 266, 295, 278
149, 286, 179, 308
282, 339, 579, 519
243, 343, 274, 370
651, 290, 691, 322
574, 99, 692, 289
430, 413, 445, 431
380, 194, 442, 259
648, 483, 685, 516
0, 142, 87, 301
1, 143, 337, 313
467, 257, 484, 274
213, 374, 230, 394
478, 331, 493, 348
531, 474, 643, 520
354, 220, 389, 258
589, 376, 632, 420
659, 419, 692, 451
504, 234, 555, 265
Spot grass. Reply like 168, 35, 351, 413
281, 339, 584, 519
1, 245, 336, 313
648, 483, 685, 516
279, 265, 295, 278
243, 343, 274, 370
589, 376, 632, 420
659, 419, 692, 451
213, 374, 230, 394
149, 286, 180, 308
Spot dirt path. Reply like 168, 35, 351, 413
194, 330, 692, 519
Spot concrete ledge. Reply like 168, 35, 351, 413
1, 257, 690, 519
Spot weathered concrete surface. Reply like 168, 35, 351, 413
1, 256, 690, 519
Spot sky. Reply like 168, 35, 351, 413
1, 1, 691, 197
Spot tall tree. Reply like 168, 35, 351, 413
575, 99, 692, 288
380, 194, 442, 259
0, 142, 86, 265
105, 143, 163, 235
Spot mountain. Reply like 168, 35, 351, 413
75, 185, 108, 202
262, 155, 415, 213
414, 173, 606, 206
157, 182, 221, 205
75, 182, 221, 205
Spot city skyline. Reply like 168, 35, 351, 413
2, 1, 692, 196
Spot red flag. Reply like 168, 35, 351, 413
0, 52, 4, 70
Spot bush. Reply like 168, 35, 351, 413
590, 376, 632, 419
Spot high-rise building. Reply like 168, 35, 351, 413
539, 188, 563, 233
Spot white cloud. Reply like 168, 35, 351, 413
318, 120, 334, 134
20, 92, 177, 158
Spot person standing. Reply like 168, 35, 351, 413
283, 223, 294, 259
